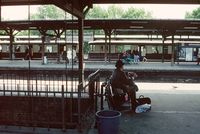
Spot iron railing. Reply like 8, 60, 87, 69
0, 69, 100, 132
77, 69, 101, 131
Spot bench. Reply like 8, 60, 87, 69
102, 77, 151, 111
102, 78, 130, 110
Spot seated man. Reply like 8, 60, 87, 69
110, 60, 138, 111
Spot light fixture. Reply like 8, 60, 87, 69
131, 21, 148, 24
190, 22, 200, 25
84, 26, 91, 28
184, 27, 198, 30
129, 26, 144, 29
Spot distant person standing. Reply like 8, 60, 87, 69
24, 45, 33, 60
67, 48, 77, 64
133, 50, 140, 64
24, 46, 29, 60
197, 51, 200, 65
72, 47, 77, 62
141, 47, 147, 62
29, 45, 33, 60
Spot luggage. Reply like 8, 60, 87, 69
135, 95, 151, 113
136, 95, 151, 106
135, 103, 151, 113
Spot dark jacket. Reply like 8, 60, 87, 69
111, 69, 130, 90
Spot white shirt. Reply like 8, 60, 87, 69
67, 49, 76, 59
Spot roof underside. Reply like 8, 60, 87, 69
0, 1, 200, 38
93, 0, 200, 4
1, 0, 199, 5
1, 19, 200, 37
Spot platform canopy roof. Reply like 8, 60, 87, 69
1, 19, 200, 38
0, 0, 200, 38
84, 19, 200, 36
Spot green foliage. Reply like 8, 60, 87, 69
106, 5, 124, 19
31, 5, 65, 20
16, 30, 28, 36
85, 5, 108, 19
185, 7, 200, 19
122, 7, 152, 19
84, 42, 90, 54
85, 5, 152, 19
0, 30, 8, 35
116, 45, 123, 53
19, 4, 153, 37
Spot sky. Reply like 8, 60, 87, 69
1, 4, 200, 20
100, 4, 200, 19
1, 5, 38, 20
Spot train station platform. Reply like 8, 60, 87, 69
0, 60, 199, 72
0, 60, 199, 134
0, 82, 199, 134
0, 60, 199, 83
89, 83, 200, 134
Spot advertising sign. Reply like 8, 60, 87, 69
185, 48, 193, 61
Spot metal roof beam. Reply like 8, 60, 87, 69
93, 0, 200, 4
52, 0, 84, 18
1, 0, 50, 5
1, 19, 200, 36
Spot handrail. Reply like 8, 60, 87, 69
77, 69, 100, 131
87, 69, 100, 81
78, 69, 100, 92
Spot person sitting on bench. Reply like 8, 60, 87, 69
110, 60, 139, 111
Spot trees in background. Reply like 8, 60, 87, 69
122, 7, 152, 19
86, 5, 152, 19
85, 5, 108, 19
106, 5, 124, 19
31, 5, 65, 20
185, 7, 200, 19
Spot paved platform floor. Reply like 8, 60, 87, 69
0, 60, 199, 72
0, 60, 199, 134
89, 83, 200, 134
0, 83, 199, 134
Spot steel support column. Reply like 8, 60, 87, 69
78, 18, 84, 84
108, 30, 111, 63
171, 35, 175, 66
0, 0, 1, 22
162, 35, 165, 63
104, 30, 108, 63
41, 35, 45, 64
9, 30, 14, 60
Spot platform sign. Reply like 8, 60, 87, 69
185, 48, 193, 61
178, 47, 186, 60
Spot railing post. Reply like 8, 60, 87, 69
36, 76, 38, 96
61, 85, 66, 132
45, 85, 50, 131
11, 85, 12, 96
17, 84, 20, 96
95, 82, 98, 112
100, 83, 106, 110
3, 83, 5, 96
46, 85, 48, 97
88, 70, 101, 111
78, 83, 82, 132
89, 81, 95, 103
95, 76, 100, 112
